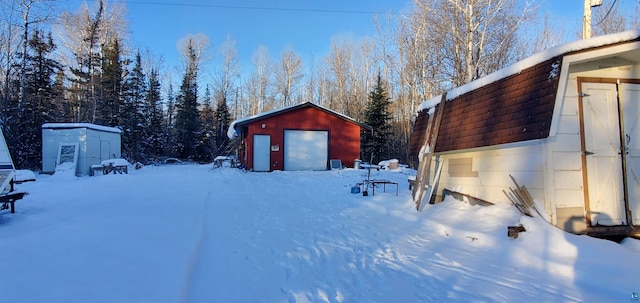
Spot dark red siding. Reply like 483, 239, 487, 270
411, 57, 561, 156
240, 105, 365, 171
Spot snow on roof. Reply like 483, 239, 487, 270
227, 104, 296, 139
42, 123, 122, 134
227, 102, 366, 138
419, 95, 443, 114
418, 29, 640, 112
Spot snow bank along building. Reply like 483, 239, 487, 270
228, 102, 371, 171
410, 30, 640, 236
42, 123, 122, 176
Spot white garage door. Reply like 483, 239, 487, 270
284, 130, 328, 171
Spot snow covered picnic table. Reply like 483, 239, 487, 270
0, 191, 27, 214
212, 156, 239, 168
92, 159, 130, 175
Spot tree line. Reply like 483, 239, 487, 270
1, 0, 637, 170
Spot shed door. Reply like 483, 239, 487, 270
253, 135, 271, 172
284, 130, 328, 171
100, 140, 110, 161
581, 82, 626, 225
620, 83, 640, 225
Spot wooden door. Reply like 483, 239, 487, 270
619, 83, 640, 225
581, 82, 626, 226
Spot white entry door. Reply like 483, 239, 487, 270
253, 135, 270, 172
284, 130, 328, 171
581, 82, 626, 225
620, 83, 640, 225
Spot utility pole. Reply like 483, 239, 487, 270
583, 0, 603, 39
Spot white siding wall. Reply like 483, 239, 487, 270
84, 129, 121, 175
434, 142, 546, 206
42, 128, 86, 174
42, 126, 121, 176
546, 60, 640, 227
432, 61, 640, 228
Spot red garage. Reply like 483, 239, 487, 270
228, 102, 371, 171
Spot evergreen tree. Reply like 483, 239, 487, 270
98, 38, 126, 126
164, 83, 177, 157
362, 73, 392, 164
67, 29, 102, 123
214, 96, 232, 156
66, 60, 91, 122
196, 85, 215, 162
52, 69, 71, 121
174, 41, 200, 160
143, 67, 165, 161
121, 51, 146, 162
6, 29, 61, 170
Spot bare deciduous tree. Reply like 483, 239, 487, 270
303, 55, 317, 106
17, 0, 55, 105
411, 0, 535, 87
632, 4, 640, 30
0, 0, 21, 109
531, 15, 561, 54
374, 14, 415, 164
246, 45, 272, 113
212, 35, 239, 116
178, 33, 210, 72
0, 0, 54, 111
55, 0, 128, 122
351, 38, 376, 121
591, 1, 628, 37
274, 47, 302, 107
325, 36, 353, 115
56, 0, 128, 68
315, 63, 332, 109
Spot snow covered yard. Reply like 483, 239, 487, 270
1, 164, 640, 303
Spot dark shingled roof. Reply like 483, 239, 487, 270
410, 31, 640, 158
410, 57, 561, 155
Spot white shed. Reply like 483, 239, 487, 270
42, 123, 122, 176
411, 30, 640, 237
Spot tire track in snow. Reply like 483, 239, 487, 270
180, 191, 213, 303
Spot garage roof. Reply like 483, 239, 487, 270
228, 102, 372, 138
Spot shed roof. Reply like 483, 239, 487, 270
411, 30, 640, 155
418, 29, 640, 111
227, 102, 371, 138
42, 123, 122, 134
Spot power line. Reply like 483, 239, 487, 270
124, 1, 400, 15
591, 0, 619, 26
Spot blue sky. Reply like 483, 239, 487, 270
120, 0, 411, 75
61, 0, 635, 80
540, 0, 636, 41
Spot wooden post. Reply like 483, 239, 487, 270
411, 112, 435, 198
414, 93, 447, 209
